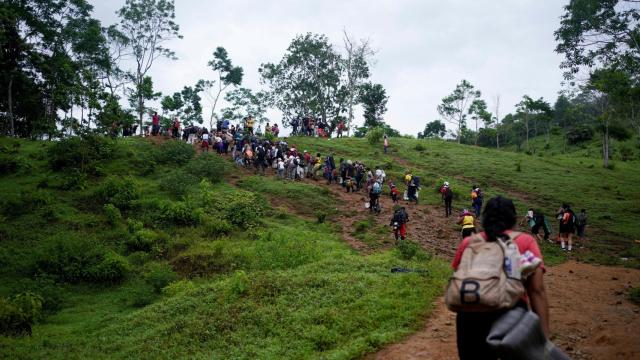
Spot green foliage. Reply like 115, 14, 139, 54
184, 153, 226, 183
103, 204, 122, 226
315, 210, 327, 224
0, 292, 43, 336
48, 135, 115, 173
566, 125, 594, 144
126, 228, 167, 255
129, 285, 157, 308
199, 182, 266, 228
1, 189, 52, 218
414, 143, 426, 152
154, 141, 195, 165
397, 240, 420, 260
367, 127, 384, 145
619, 145, 635, 161
143, 263, 179, 293
0, 154, 29, 175
359, 83, 388, 127
56, 170, 89, 190
201, 218, 232, 238
162, 279, 196, 297
94, 176, 141, 210
158, 200, 202, 226
228, 270, 249, 297
34, 236, 129, 284
158, 171, 199, 197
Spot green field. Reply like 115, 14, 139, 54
0, 136, 449, 359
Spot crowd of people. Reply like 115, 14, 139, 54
146, 113, 586, 359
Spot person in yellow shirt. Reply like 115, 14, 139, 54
457, 209, 476, 239
245, 115, 255, 135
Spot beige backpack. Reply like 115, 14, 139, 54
445, 232, 525, 312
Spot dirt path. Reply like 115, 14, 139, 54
174, 137, 640, 360
369, 261, 640, 360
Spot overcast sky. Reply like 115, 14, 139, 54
90, 0, 568, 135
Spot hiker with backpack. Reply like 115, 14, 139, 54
389, 183, 399, 204
447, 196, 550, 360
471, 185, 483, 218
531, 209, 551, 242
441, 181, 454, 217
407, 176, 419, 204
559, 203, 576, 251
390, 207, 409, 241
370, 180, 382, 214
457, 209, 476, 239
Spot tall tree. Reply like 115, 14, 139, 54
116, 0, 182, 135
419, 120, 447, 138
220, 87, 270, 125
469, 99, 492, 145
260, 33, 344, 131
359, 83, 388, 128
437, 80, 481, 143
555, 0, 640, 81
342, 31, 374, 135
200, 47, 243, 128
493, 94, 501, 149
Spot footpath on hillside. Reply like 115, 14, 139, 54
191, 137, 640, 360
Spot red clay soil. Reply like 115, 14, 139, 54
369, 261, 640, 360
158, 136, 640, 360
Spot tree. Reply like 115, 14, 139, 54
260, 33, 344, 131
468, 99, 492, 145
419, 120, 447, 138
516, 96, 551, 151
342, 30, 374, 135
220, 87, 270, 124
437, 80, 481, 143
359, 83, 388, 128
116, 0, 182, 135
493, 95, 501, 149
128, 76, 161, 125
200, 47, 243, 128
555, 0, 640, 81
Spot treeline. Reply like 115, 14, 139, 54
419, 1, 640, 167
0, 0, 392, 139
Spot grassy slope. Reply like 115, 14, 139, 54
0, 137, 449, 359
290, 135, 640, 267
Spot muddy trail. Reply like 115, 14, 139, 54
177, 137, 640, 359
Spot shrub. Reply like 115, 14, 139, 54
162, 279, 196, 297
155, 141, 195, 165
104, 203, 122, 226
0, 154, 29, 175
48, 134, 115, 172
229, 270, 250, 297
95, 176, 141, 210
144, 262, 179, 293
0, 189, 53, 218
397, 240, 420, 260
0, 292, 43, 336
566, 125, 594, 144
57, 170, 89, 190
158, 200, 202, 226
127, 251, 150, 266
158, 171, 199, 197
199, 183, 267, 228
367, 127, 384, 145
171, 242, 240, 277
125, 229, 170, 258
129, 285, 156, 308
414, 143, 426, 152
315, 210, 328, 224
619, 145, 635, 161
184, 153, 227, 184
201, 218, 232, 238
34, 236, 129, 284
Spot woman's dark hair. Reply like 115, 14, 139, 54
482, 196, 517, 241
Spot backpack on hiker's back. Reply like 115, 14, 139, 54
393, 208, 407, 224
372, 181, 382, 194
445, 232, 525, 312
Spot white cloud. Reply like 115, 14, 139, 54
90, 0, 567, 135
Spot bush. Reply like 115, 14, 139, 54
198, 182, 267, 229
125, 228, 170, 258
367, 127, 384, 145
397, 240, 420, 260
155, 141, 195, 165
0, 189, 53, 218
144, 262, 179, 293
0, 292, 43, 336
162, 279, 196, 297
0, 154, 29, 175
34, 236, 129, 284
566, 125, 594, 144
94, 176, 141, 210
619, 145, 635, 161
48, 134, 115, 173
104, 204, 122, 226
158, 171, 199, 197
56, 170, 89, 190
127, 251, 150, 266
201, 218, 232, 238
629, 287, 640, 304
414, 143, 426, 152
171, 242, 241, 277
315, 210, 327, 224
158, 200, 202, 226
228, 270, 250, 297
129, 285, 156, 308
184, 153, 226, 183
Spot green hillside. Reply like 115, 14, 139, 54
290, 135, 640, 266
0, 136, 448, 359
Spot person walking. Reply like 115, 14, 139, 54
383, 135, 389, 154
559, 204, 576, 251
471, 185, 483, 218
457, 209, 476, 239
576, 209, 588, 244
451, 196, 550, 360
151, 112, 160, 136
441, 181, 454, 217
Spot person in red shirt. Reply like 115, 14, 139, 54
451, 195, 550, 360
151, 112, 160, 136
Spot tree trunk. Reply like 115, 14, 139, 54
525, 113, 529, 151
8, 76, 14, 137
603, 119, 610, 168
